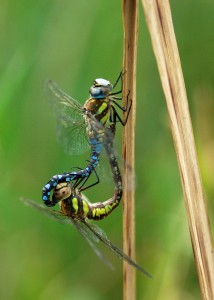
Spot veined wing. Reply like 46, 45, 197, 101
45, 80, 90, 155
82, 219, 152, 278
72, 218, 114, 269
21, 198, 113, 269
21, 198, 70, 224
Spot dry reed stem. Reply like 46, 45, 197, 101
122, 0, 138, 299
141, 0, 214, 299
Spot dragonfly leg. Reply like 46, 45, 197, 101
112, 70, 126, 94
112, 90, 131, 111
109, 89, 132, 126
79, 163, 100, 192
110, 70, 126, 96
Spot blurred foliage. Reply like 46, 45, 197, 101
0, 0, 214, 299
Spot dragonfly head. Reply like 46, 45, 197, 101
90, 78, 113, 99
52, 182, 72, 202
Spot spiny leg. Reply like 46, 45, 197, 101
79, 165, 100, 192
112, 71, 123, 89
110, 91, 132, 126
111, 71, 125, 95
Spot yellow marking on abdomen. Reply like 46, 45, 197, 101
105, 203, 117, 214
92, 201, 119, 219
92, 207, 106, 219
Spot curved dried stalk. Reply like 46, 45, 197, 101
141, 1, 214, 299
122, 0, 138, 299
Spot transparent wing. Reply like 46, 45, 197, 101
72, 219, 114, 269
21, 198, 113, 269
82, 219, 152, 278
45, 80, 90, 155
21, 198, 71, 224
21, 198, 151, 276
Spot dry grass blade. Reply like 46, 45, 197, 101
122, 0, 138, 299
141, 0, 214, 299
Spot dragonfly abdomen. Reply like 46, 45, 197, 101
89, 197, 121, 220
52, 181, 121, 221
42, 132, 104, 206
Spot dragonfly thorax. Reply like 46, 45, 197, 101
90, 78, 113, 99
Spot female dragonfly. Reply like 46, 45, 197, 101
23, 126, 151, 277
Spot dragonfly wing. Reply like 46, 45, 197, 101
72, 219, 114, 269
82, 220, 152, 278
45, 80, 90, 155
21, 198, 113, 269
55, 117, 90, 155
45, 79, 83, 117
21, 198, 70, 224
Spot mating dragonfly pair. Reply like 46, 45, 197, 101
23, 72, 151, 278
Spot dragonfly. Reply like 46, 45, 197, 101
42, 72, 132, 207
25, 123, 151, 276
23, 169, 151, 277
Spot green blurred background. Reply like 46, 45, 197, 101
1, 0, 214, 299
